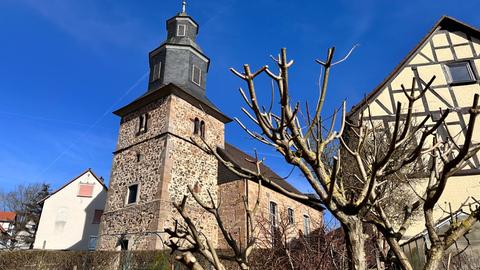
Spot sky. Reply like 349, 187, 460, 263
0, 0, 480, 195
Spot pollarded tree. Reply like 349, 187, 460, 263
166, 47, 480, 270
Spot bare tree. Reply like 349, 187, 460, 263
164, 151, 267, 270
0, 183, 49, 250
225, 47, 480, 270
166, 47, 480, 270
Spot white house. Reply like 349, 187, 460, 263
33, 169, 107, 250
0, 212, 16, 235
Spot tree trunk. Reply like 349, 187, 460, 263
385, 235, 414, 270
342, 219, 368, 270
423, 246, 444, 270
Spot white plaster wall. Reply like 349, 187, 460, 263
33, 171, 107, 250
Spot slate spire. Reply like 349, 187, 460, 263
147, 5, 210, 96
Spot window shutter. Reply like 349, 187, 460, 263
78, 184, 94, 197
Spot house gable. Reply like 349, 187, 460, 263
348, 16, 480, 174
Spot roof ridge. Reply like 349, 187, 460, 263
348, 15, 480, 117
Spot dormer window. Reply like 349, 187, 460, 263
445, 61, 476, 85
177, 24, 186, 36
138, 113, 148, 135
192, 65, 202, 86
151, 62, 162, 82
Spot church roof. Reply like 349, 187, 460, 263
218, 143, 324, 210
114, 83, 232, 123
348, 16, 480, 117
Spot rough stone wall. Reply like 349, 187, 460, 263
217, 180, 324, 249
217, 181, 246, 249
115, 97, 169, 150
159, 95, 225, 248
247, 182, 323, 248
98, 97, 170, 250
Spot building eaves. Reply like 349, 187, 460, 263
348, 16, 480, 118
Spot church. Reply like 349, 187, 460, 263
97, 5, 323, 250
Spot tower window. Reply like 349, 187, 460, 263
200, 120, 205, 138
194, 118, 200, 135
303, 215, 311, 236
92, 209, 103, 224
119, 239, 129, 250
445, 61, 476, 84
151, 62, 162, 82
138, 113, 148, 134
177, 24, 186, 36
126, 184, 139, 205
287, 208, 294, 225
192, 65, 202, 86
193, 118, 205, 138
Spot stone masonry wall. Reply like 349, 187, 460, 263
159, 95, 225, 248
217, 180, 247, 249
218, 180, 324, 249
247, 182, 323, 247
98, 97, 170, 250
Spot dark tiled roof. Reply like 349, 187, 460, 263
348, 16, 480, 117
217, 143, 302, 195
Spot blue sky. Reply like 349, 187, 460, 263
0, 0, 479, 194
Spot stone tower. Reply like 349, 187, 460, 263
97, 7, 231, 250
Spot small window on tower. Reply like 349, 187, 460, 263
200, 120, 205, 138
177, 24, 186, 36
138, 113, 148, 134
151, 62, 162, 82
126, 184, 138, 205
193, 118, 200, 135
92, 209, 103, 224
445, 61, 476, 85
192, 65, 202, 86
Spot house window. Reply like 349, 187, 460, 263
445, 61, 476, 84
126, 184, 139, 205
192, 65, 201, 86
303, 215, 311, 236
269, 201, 277, 228
287, 208, 294, 225
138, 113, 148, 134
88, 236, 97, 250
151, 62, 162, 82
92, 209, 103, 224
177, 24, 186, 36
78, 184, 94, 197
55, 208, 68, 233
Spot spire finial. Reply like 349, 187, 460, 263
181, 0, 186, 13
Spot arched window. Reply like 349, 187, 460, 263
200, 120, 205, 138
194, 118, 200, 135
138, 113, 148, 134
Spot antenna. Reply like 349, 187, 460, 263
182, 0, 186, 13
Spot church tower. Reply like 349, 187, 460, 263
98, 4, 231, 250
